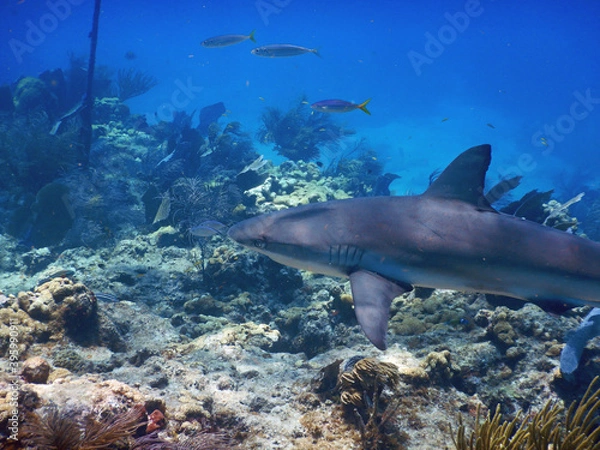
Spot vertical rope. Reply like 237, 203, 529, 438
80, 0, 101, 167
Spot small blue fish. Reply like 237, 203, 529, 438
190, 220, 228, 237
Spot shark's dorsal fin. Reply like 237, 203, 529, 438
424, 144, 496, 212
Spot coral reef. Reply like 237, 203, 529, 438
542, 194, 583, 231
21, 404, 145, 449
29, 182, 74, 248
170, 177, 241, 229
12, 77, 56, 114
2, 58, 600, 450
257, 101, 352, 161
116, 68, 158, 101
452, 376, 600, 450
244, 159, 351, 211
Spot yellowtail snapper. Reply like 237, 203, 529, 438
202, 30, 256, 48
311, 98, 371, 115
251, 44, 320, 58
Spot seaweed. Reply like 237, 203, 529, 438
452, 376, 600, 450
257, 100, 352, 161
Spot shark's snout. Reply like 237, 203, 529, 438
226, 223, 241, 241
227, 222, 247, 244
227, 217, 266, 247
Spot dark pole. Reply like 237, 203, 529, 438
80, 0, 101, 168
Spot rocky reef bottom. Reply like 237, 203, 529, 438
1, 229, 600, 449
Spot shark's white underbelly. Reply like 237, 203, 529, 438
359, 250, 600, 307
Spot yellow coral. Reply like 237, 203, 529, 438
452, 376, 600, 450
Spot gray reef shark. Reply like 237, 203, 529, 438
228, 144, 600, 350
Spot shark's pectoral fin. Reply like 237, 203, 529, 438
349, 270, 410, 350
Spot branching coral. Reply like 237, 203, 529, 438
452, 376, 600, 450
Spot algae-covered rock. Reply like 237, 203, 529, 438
390, 316, 428, 336
0, 297, 49, 357
33, 278, 98, 343
13, 77, 55, 113
52, 347, 91, 373
93, 97, 130, 123
244, 161, 350, 210
21, 356, 51, 384
488, 308, 518, 348
423, 349, 460, 382
3, 278, 125, 353
183, 294, 226, 316
30, 182, 74, 247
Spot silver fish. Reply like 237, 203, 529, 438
202, 30, 256, 48
251, 44, 320, 58
190, 220, 228, 237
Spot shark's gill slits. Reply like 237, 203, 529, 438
329, 245, 364, 267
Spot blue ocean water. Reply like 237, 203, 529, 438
1, 0, 599, 196
3, 4, 600, 445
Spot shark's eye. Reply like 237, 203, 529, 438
253, 239, 266, 249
